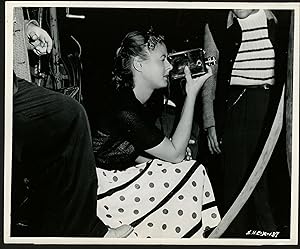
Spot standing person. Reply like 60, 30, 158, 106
13, 7, 52, 84
91, 29, 221, 238
12, 7, 133, 237
199, 9, 290, 237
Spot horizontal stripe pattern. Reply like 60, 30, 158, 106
242, 36, 269, 43
243, 26, 268, 33
233, 66, 274, 71
238, 46, 273, 54
235, 57, 275, 63
231, 74, 275, 81
231, 10, 275, 86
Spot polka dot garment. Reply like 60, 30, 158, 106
96, 159, 221, 238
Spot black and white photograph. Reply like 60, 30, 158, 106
2, 1, 299, 246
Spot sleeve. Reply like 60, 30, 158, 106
115, 110, 165, 151
13, 7, 32, 82
201, 23, 219, 129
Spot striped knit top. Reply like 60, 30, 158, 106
230, 9, 275, 86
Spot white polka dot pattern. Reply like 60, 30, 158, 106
96, 159, 220, 238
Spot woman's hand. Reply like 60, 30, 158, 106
145, 68, 212, 164
184, 66, 212, 98
185, 139, 195, 161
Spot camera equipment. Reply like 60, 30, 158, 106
168, 48, 216, 80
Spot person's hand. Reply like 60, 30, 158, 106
184, 66, 212, 98
104, 224, 133, 238
26, 23, 53, 55
185, 139, 195, 161
206, 126, 221, 154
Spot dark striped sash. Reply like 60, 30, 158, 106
182, 220, 203, 238
97, 160, 153, 200
130, 161, 201, 227
182, 200, 217, 238
203, 200, 217, 211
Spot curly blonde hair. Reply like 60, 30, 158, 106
112, 29, 165, 90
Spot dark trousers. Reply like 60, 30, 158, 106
220, 86, 276, 237
12, 79, 107, 237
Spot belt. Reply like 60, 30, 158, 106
228, 84, 272, 110
231, 84, 273, 90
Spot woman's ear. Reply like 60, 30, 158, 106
133, 56, 143, 72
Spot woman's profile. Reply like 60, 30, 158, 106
92, 29, 221, 238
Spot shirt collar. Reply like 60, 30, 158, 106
226, 10, 277, 28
